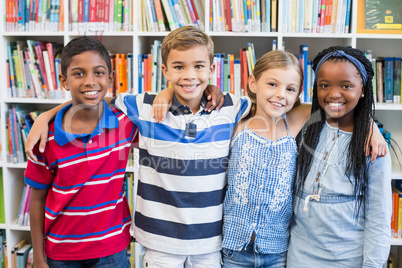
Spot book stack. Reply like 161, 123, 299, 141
7, 40, 66, 100
138, 40, 167, 93
138, 0, 204, 32
69, 0, 134, 32
365, 51, 402, 104
392, 180, 402, 239
17, 185, 31, 227
6, 107, 41, 164
282, 0, 352, 33
5, 0, 64, 31
108, 52, 135, 96
210, 0, 277, 32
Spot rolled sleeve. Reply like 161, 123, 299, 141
24, 146, 53, 190
363, 153, 392, 267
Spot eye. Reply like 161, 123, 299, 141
95, 71, 106, 76
173, 66, 183, 70
319, 83, 329, 89
268, 82, 276, 87
342, 84, 352, 89
195, 65, 205, 69
73, 72, 84, 77
287, 87, 296, 92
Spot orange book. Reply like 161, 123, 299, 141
154, 0, 166, 31
115, 54, 121, 94
59, 0, 64, 30
242, 49, 248, 96
392, 191, 399, 238
325, 0, 333, 33
118, 54, 126, 93
229, 54, 234, 94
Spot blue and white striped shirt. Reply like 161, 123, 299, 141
222, 115, 297, 254
115, 92, 251, 255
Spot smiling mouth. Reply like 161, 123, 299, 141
327, 102, 345, 108
83, 91, 100, 96
270, 101, 284, 107
180, 84, 200, 91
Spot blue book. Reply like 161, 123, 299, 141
300, 44, 309, 102
138, 54, 143, 94
384, 57, 394, 103
220, 53, 224, 92
83, 0, 90, 23
344, 0, 352, 33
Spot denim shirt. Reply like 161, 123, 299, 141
222, 115, 297, 254
287, 122, 392, 268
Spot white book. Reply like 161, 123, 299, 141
304, 0, 313, 33
234, 60, 241, 97
43, 51, 55, 92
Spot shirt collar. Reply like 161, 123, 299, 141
169, 94, 210, 115
54, 100, 119, 146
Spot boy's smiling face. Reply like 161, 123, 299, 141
162, 45, 215, 113
59, 51, 112, 108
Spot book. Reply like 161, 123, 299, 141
384, 57, 394, 103
364, 0, 402, 30
393, 187, 402, 238
16, 244, 32, 268
376, 59, 384, 103
392, 190, 399, 238
394, 57, 401, 104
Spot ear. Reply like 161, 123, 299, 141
360, 85, 365, 98
59, 74, 69, 91
161, 64, 170, 81
108, 71, 114, 86
248, 74, 257, 93
208, 62, 216, 80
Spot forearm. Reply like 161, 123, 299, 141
30, 191, 47, 264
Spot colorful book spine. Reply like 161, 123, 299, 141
384, 57, 394, 103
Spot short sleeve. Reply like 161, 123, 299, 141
24, 144, 54, 190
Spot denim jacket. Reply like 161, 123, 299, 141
287, 122, 392, 268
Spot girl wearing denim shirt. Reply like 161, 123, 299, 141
287, 46, 392, 267
221, 50, 310, 267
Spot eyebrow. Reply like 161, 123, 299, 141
170, 60, 207, 64
70, 65, 107, 71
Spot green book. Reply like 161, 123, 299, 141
365, 0, 402, 30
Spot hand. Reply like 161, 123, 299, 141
366, 122, 389, 162
25, 112, 52, 161
151, 88, 174, 123
204, 85, 224, 112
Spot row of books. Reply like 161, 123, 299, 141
10, 239, 33, 268
210, 0, 278, 32
6, 107, 40, 164
69, 0, 134, 32
7, 40, 66, 99
109, 53, 135, 96
138, 0, 204, 32
282, 0, 352, 34
17, 185, 31, 227
366, 52, 402, 104
5, 0, 64, 32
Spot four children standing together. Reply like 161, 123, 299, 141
25, 26, 391, 268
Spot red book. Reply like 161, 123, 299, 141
242, 49, 248, 95
46, 42, 58, 90
89, 0, 97, 29
225, 0, 232, 31
78, 0, 84, 24
147, 54, 152, 92
34, 41, 50, 95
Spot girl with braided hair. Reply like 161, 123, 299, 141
287, 46, 392, 267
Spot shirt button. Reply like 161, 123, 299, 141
89, 140, 93, 144
252, 223, 256, 227
184, 109, 189, 113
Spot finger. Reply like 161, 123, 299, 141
39, 133, 47, 153
26, 148, 37, 162
217, 96, 224, 110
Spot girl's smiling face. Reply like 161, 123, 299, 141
316, 60, 364, 131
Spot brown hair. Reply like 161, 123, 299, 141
247, 50, 304, 117
161, 26, 214, 65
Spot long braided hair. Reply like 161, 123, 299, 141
294, 46, 375, 216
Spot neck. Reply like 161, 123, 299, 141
247, 114, 283, 140
63, 102, 104, 134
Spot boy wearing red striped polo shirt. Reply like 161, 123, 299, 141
24, 37, 136, 267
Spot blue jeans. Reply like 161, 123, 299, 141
47, 249, 130, 268
221, 243, 286, 268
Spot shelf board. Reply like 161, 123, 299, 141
392, 165, 402, 180
282, 33, 353, 38
5, 162, 27, 169
9, 223, 30, 231
68, 31, 135, 37
207, 31, 279, 37
375, 103, 402, 111
1, 31, 64, 37
356, 34, 402, 40
3, 98, 69, 104
391, 238, 402, 246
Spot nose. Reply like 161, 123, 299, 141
182, 68, 196, 80
84, 74, 96, 86
275, 86, 286, 99
328, 88, 341, 99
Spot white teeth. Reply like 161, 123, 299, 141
84, 91, 98, 96
271, 102, 283, 107
182, 85, 197, 89
328, 103, 343, 107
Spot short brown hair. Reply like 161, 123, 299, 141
161, 26, 214, 65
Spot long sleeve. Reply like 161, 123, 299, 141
363, 153, 392, 267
